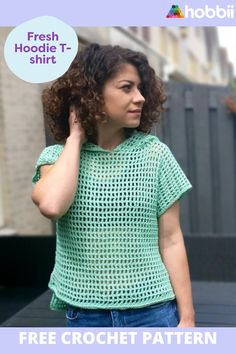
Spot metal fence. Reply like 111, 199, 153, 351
152, 81, 236, 239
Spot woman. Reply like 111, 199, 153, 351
32, 43, 195, 327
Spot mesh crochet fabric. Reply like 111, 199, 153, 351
32, 131, 192, 310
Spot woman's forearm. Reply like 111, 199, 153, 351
32, 134, 83, 220
160, 234, 195, 326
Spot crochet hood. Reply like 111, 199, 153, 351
82, 130, 159, 153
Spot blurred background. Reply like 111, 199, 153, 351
0, 27, 236, 326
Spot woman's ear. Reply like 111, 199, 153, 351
100, 111, 109, 124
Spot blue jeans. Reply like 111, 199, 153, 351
65, 299, 179, 327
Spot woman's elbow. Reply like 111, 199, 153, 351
31, 192, 60, 220
39, 202, 61, 220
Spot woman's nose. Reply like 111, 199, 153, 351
133, 89, 145, 103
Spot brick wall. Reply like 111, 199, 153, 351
0, 27, 52, 235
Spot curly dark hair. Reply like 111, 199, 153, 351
42, 43, 166, 143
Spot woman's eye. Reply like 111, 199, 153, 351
121, 85, 131, 92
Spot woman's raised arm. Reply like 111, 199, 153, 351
31, 110, 86, 220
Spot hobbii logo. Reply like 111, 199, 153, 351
185, 4, 234, 19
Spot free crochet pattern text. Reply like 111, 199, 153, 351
19, 330, 217, 345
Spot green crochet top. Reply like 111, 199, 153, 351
32, 131, 192, 310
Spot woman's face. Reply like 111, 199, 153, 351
102, 64, 145, 129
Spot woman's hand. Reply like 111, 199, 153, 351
68, 107, 87, 145
177, 318, 195, 328
177, 310, 195, 327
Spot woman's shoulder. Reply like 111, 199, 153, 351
41, 143, 64, 154
36, 144, 64, 163
32, 144, 64, 185
136, 131, 168, 154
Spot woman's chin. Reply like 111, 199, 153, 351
126, 120, 141, 128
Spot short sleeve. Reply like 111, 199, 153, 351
32, 144, 64, 185
156, 144, 192, 217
